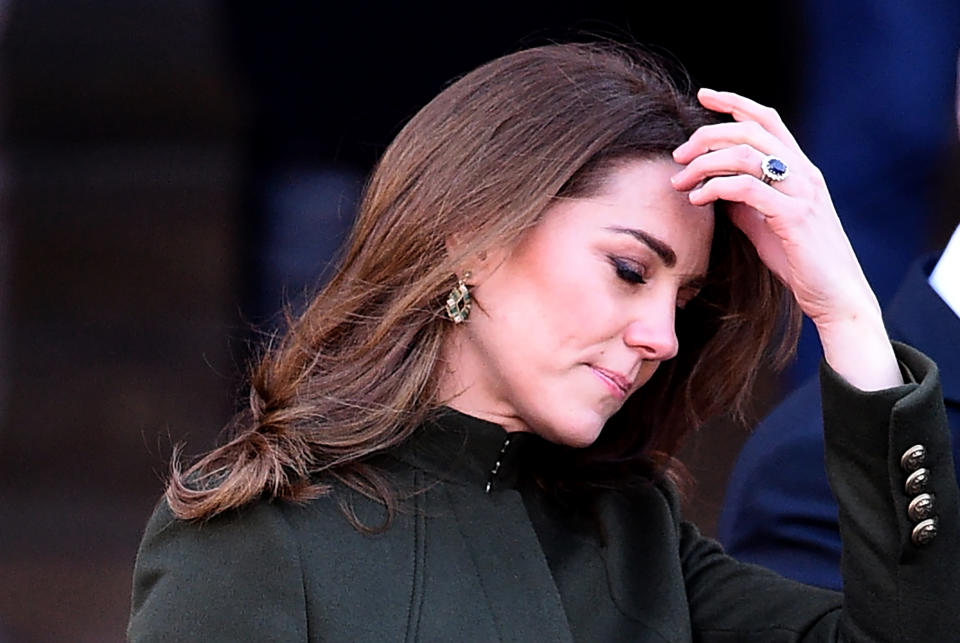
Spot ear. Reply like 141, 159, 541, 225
444, 235, 503, 286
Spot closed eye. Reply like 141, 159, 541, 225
611, 257, 646, 285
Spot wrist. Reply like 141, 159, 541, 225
816, 312, 902, 391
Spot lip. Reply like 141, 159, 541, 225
590, 366, 631, 400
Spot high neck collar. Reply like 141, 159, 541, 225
389, 407, 546, 493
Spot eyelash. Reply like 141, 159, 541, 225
611, 257, 646, 285
611, 256, 701, 308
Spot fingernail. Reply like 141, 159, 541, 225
689, 188, 702, 200
672, 145, 685, 160
698, 87, 717, 95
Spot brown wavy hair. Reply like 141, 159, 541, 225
166, 42, 799, 523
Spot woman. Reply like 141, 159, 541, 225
129, 43, 958, 641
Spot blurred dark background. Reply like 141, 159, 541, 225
0, 2, 956, 641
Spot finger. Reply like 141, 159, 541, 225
727, 206, 768, 243
672, 121, 785, 164
671, 144, 769, 190
727, 205, 772, 244
726, 206, 790, 281
695, 88, 802, 154
687, 174, 795, 217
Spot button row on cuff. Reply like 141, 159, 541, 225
908, 493, 936, 521
901, 444, 938, 546
905, 468, 930, 495
900, 444, 926, 472
912, 518, 938, 546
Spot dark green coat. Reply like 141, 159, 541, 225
129, 343, 959, 641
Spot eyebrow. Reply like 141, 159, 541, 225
605, 226, 677, 268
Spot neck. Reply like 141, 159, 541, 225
436, 330, 531, 434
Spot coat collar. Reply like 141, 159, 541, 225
389, 407, 545, 493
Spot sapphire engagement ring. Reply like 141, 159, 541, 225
760, 155, 789, 184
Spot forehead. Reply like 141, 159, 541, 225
547, 158, 715, 272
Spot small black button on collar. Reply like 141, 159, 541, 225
485, 435, 515, 494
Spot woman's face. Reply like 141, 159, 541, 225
442, 158, 714, 447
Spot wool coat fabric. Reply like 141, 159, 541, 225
129, 342, 959, 642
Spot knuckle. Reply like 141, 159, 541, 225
810, 166, 827, 187
742, 176, 762, 196
735, 144, 755, 165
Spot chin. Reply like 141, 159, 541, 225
559, 431, 603, 449
534, 408, 609, 448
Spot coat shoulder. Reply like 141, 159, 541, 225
128, 466, 422, 642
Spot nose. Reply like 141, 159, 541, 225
622, 300, 679, 362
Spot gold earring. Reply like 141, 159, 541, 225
444, 271, 472, 323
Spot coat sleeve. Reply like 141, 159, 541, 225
683, 341, 960, 642
127, 499, 310, 642
714, 378, 845, 591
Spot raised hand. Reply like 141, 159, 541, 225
671, 89, 902, 391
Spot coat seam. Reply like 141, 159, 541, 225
405, 470, 426, 643
445, 483, 506, 639
278, 503, 312, 641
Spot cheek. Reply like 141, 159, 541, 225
479, 230, 619, 362
550, 263, 623, 342
521, 261, 611, 348
559, 297, 609, 347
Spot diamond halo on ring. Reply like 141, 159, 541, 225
760, 155, 789, 184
